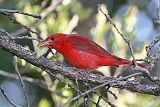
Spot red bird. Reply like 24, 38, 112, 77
38, 33, 144, 70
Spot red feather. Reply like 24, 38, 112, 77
67, 34, 122, 60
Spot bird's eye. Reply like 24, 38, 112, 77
50, 37, 55, 41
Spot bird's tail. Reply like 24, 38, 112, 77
100, 58, 145, 68
119, 59, 145, 68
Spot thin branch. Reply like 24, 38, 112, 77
83, 83, 90, 107
0, 9, 41, 19
13, 36, 43, 42
0, 10, 39, 35
98, 4, 137, 66
84, 94, 90, 107
13, 56, 29, 107
9, 15, 38, 35
107, 90, 118, 100
58, 73, 143, 107
0, 8, 41, 37
75, 79, 80, 107
0, 85, 21, 107
96, 96, 102, 107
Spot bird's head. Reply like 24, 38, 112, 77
37, 33, 67, 49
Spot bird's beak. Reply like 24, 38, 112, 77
37, 41, 49, 47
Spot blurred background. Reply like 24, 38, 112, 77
0, 0, 160, 107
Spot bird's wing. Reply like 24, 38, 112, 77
67, 35, 121, 60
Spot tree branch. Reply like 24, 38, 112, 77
0, 36, 160, 96
13, 56, 29, 107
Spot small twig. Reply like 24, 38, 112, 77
75, 79, 80, 107
84, 94, 90, 107
13, 36, 43, 42
107, 90, 118, 100
83, 82, 90, 107
105, 85, 118, 100
135, 59, 148, 62
96, 96, 102, 107
9, 16, 38, 35
0, 85, 21, 107
0, 9, 42, 19
13, 56, 29, 107
84, 82, 117, 107
48, 47, 57, 58
98, 4, 137, 66
0, 10, 39, 36
90, 99, 102, 107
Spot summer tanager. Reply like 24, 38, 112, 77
37, 33, 144, 70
